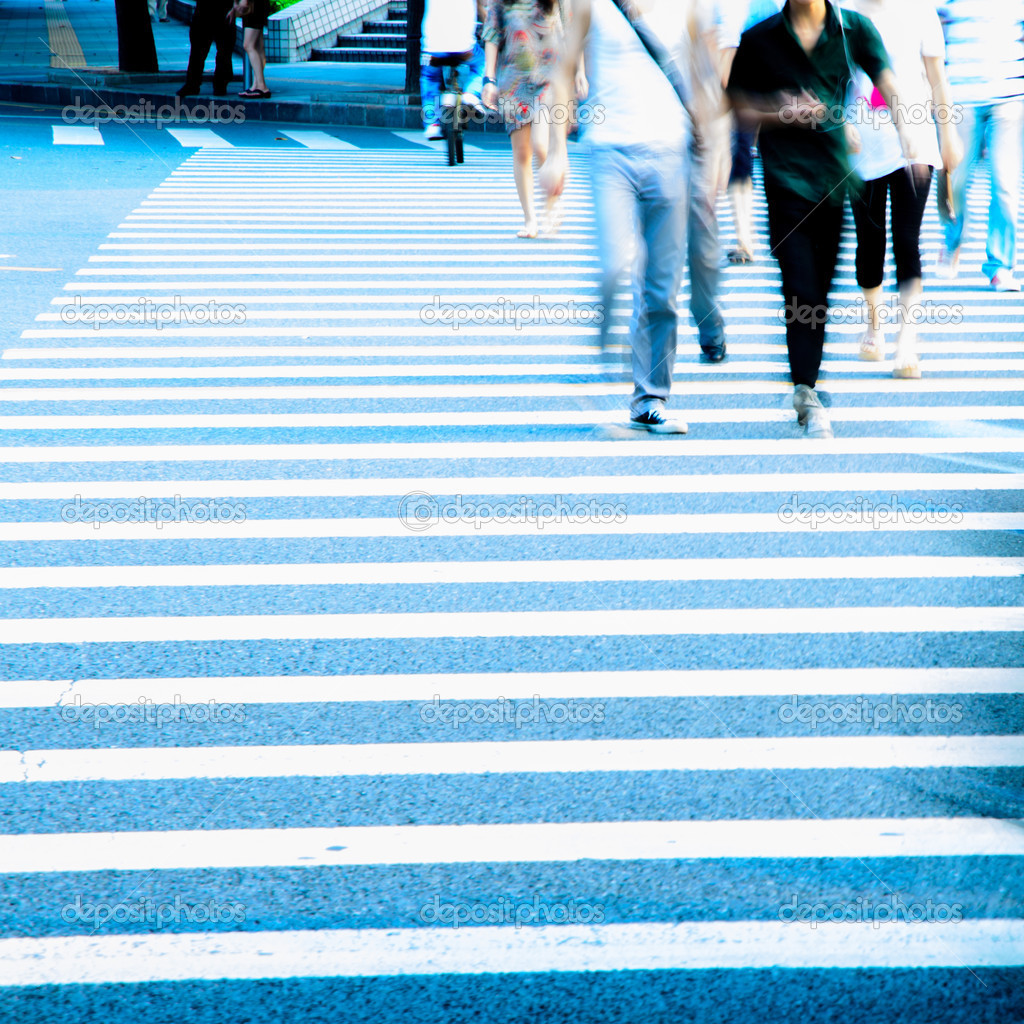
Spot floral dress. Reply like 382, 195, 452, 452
483, 0, 565, 133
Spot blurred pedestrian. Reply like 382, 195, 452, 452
843, 0, 962, 378
540, 0, 697, 433
934, 0, 1024, 291
727, 0, 916, 439
719, 0, 783, 264
149, 0, 170, 22
482, 0, 583, 238
177, 0, 235, 97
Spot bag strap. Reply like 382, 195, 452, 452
605, 0, 690, 110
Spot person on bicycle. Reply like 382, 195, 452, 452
421, 0, 487, 140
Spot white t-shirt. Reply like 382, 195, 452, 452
843, 0, 944, 179
582, 0, 687, 149
422, 0, 477, 55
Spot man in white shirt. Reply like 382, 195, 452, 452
541, 0, 713, 433
935, 0, 1024, 290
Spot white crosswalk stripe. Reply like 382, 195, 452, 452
1, 142, 1022, 1020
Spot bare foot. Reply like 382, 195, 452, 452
517, 220, 538, 239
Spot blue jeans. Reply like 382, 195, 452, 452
939, 98, 1024, 278
590, 142, 688, 417
687, 134, 725, 352
420, 43, 485, 127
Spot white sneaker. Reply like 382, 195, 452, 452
991, 270, 1021, 292
423, 123, 444, 141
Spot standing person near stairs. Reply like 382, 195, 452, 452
177, 0, 236, 97
236, 0, 272, 99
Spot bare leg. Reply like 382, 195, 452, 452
893, 276, 923, 377
511, 124, 537, 238
729, 178, 755, 259
243, 28, 267, 92
859, 283, 885, 359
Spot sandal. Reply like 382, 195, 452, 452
858, 329, 884, 362
239, 88, 271, 99
727, 247, 753, 264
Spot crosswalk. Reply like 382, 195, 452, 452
0, 144, 1022, 1021
47, 124, 487, 149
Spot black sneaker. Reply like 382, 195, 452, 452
699, 343, 727, 363
627, 408, 688, 434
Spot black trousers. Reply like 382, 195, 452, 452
851, 167, 933, 289
766, 185, 845, 389
184, 1, 235, 93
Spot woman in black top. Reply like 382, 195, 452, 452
236, 0, 272, 98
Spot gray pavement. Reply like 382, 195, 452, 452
0, 108, 1022, 1023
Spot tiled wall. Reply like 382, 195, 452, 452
266, 0, 389, 62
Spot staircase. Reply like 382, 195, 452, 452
310, 1, 408, 63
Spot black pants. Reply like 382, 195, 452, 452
183, 1, 235, 93
767, 185, 845, 389
851, 168, 933, 289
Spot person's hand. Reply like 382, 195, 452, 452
844, 123, 861, 154
940, 128, 963, 174
780, 90, 826, 129
574, 69, 589, 101
898, 127, 918, 164
482, 82, 498, 109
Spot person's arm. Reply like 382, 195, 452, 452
481, 0, 502, 109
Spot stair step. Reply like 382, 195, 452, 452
310, 47, 406, 62
335, 33, 406, 47
362, 19, 406, 33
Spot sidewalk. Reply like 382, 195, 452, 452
0, 0, 476, 128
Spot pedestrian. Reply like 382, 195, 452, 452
719, 0, 783, 265
420, 0, 486, 140
727, 0, 917, 439
540, 0, 707, 433
842, 0, 962, 378
236, 0, 272, 99
149, 0, 170, 22
934, 0, 1024, 291
482, 0, 583, 239
177, 0, 236, 97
